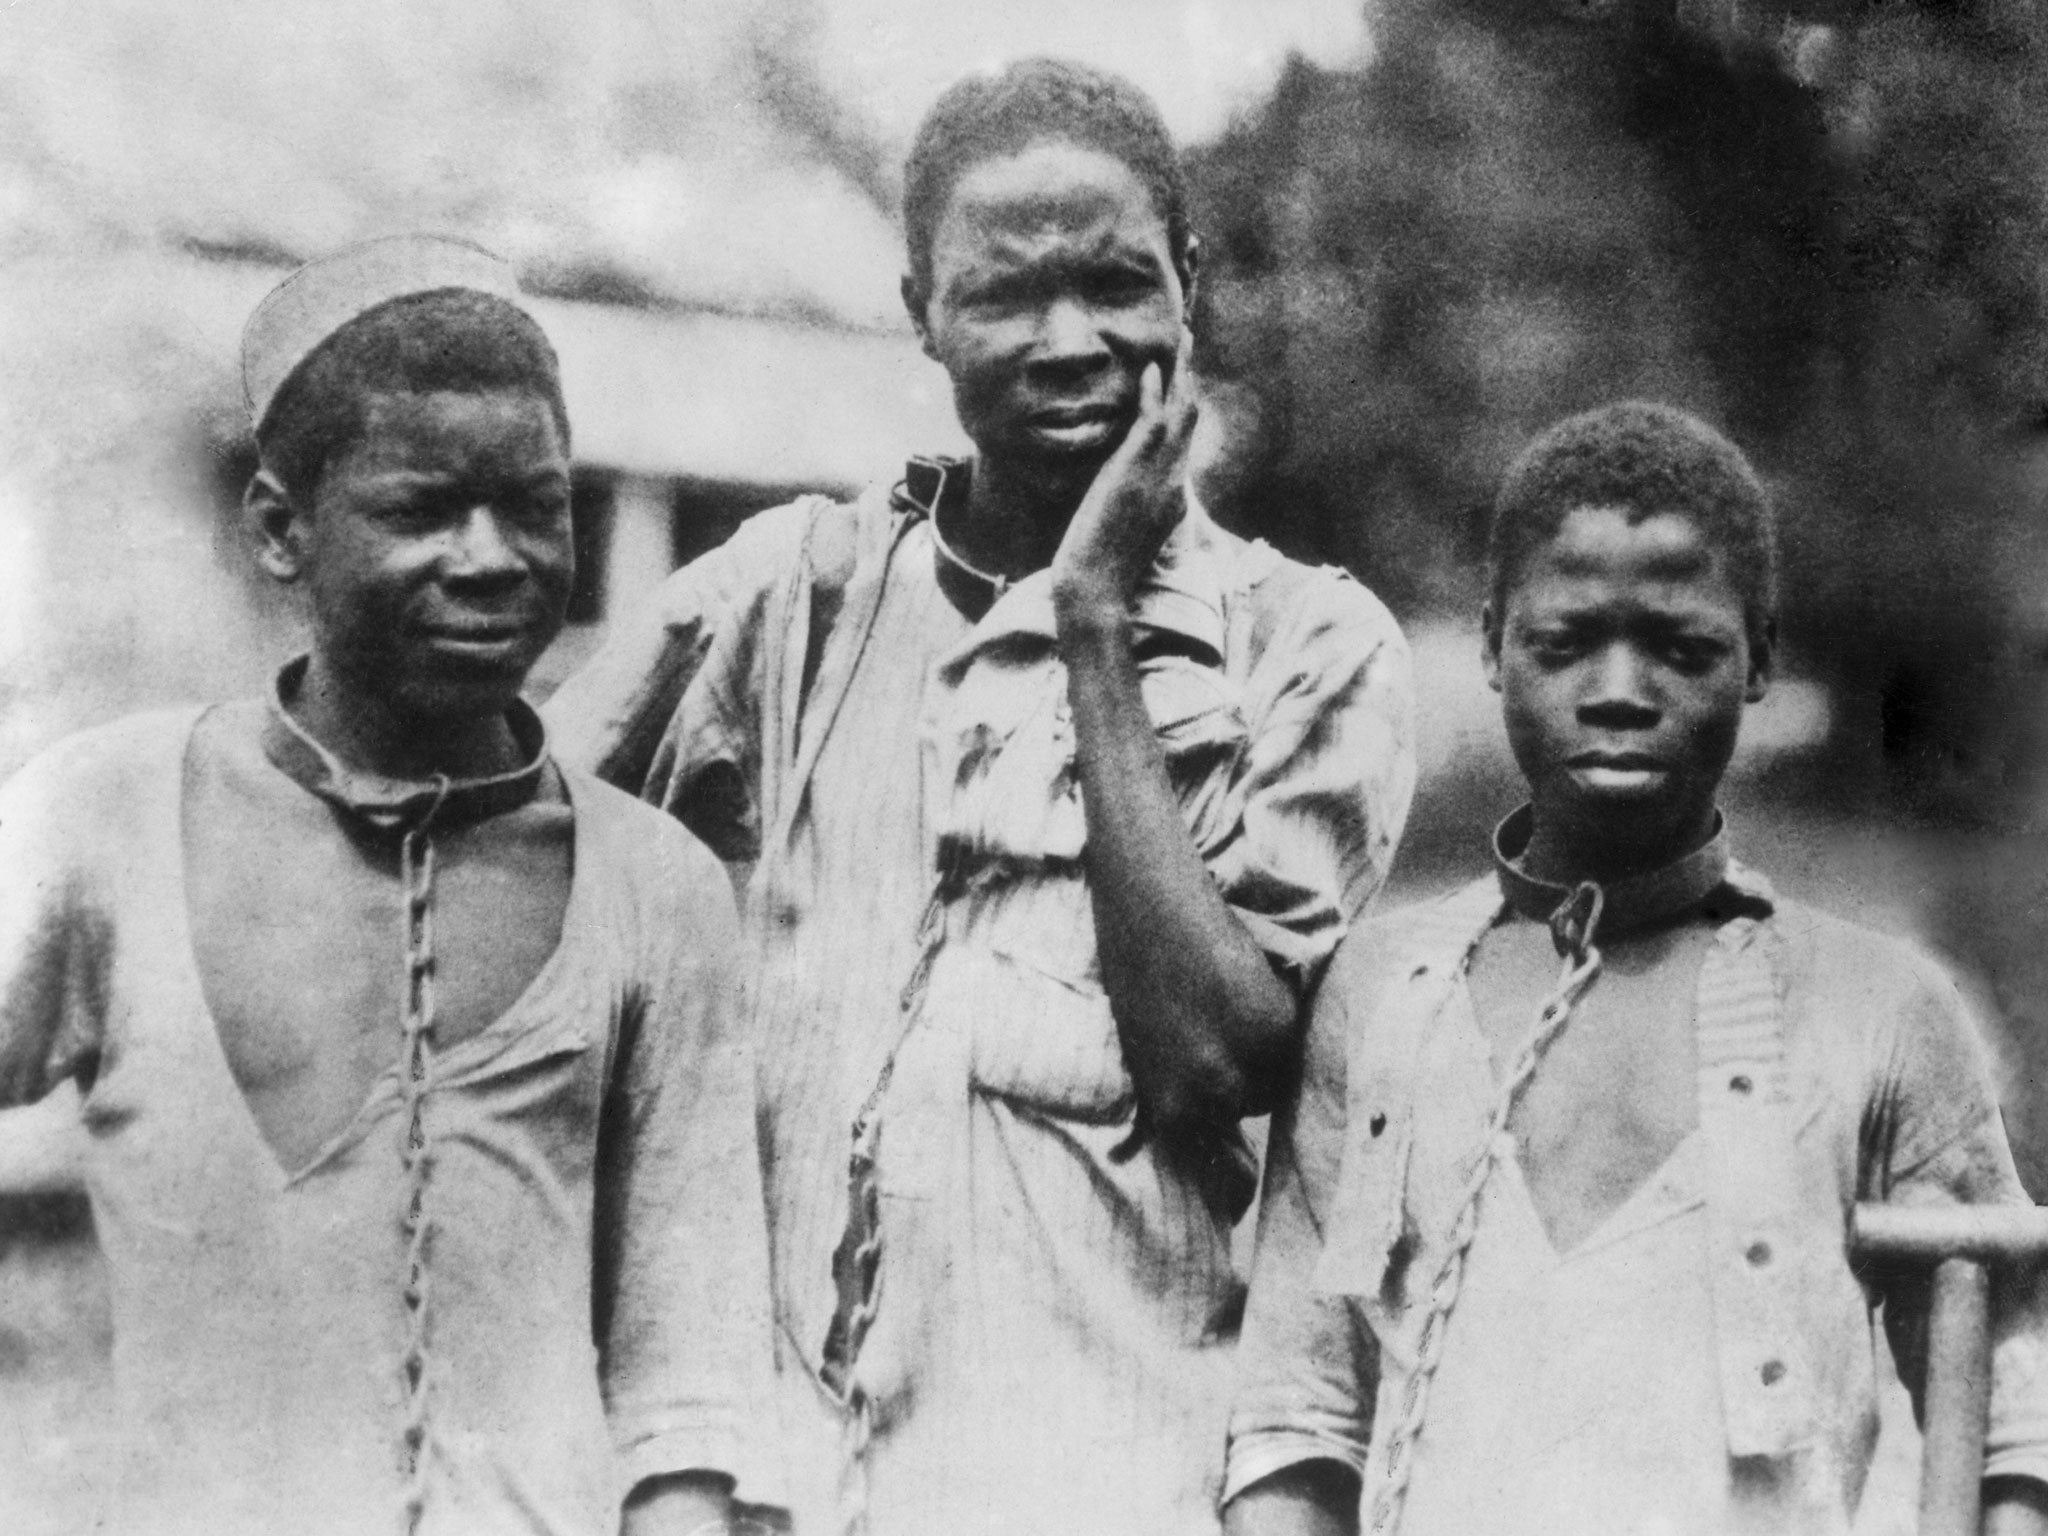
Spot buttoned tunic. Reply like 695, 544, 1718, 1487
547, 470, 1417, 1534
0, 705, 777, 1535
1227, 857, 2048, 1534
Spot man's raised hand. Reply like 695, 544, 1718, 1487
1051, 325, 1198, 617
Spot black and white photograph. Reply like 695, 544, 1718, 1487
1, 2, 2045, 1533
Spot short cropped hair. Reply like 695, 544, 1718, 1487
901, 57, 1189, 303
1489, 401, 1778, 643
257, 288, 568, 502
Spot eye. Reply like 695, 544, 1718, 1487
504, 485, 571, 526
959, 275, 1033, 314
1082, 265, 1157, 305
366, 491, 450, 531
1659, 635, 1731, 674
1524, 629, 1588, 666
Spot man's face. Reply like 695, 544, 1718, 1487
295, 389, 573, 724
910, 138, 1191, 502
1485, 505, 1771, 868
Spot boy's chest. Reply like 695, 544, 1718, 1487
1463, 919, 1718, 1254
181, 749, 575, 1175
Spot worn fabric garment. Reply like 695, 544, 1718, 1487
1226, 824, 2048, 1534
546, 462, 1417, 1535
1358, 1127, 1750, 1533
0, 701, 779, 1536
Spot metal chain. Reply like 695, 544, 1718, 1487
396, 782, 449, 1536
1368, 882, 1606, 1536
824, 890, 950, 1536
837, 1384, 875, 1536
830, 1115, 883, 1536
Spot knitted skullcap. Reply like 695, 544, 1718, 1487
241, 234, 527, 434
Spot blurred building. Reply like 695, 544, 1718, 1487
0, 0, 969, 775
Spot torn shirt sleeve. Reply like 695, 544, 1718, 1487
1226, 955, 1377, 1502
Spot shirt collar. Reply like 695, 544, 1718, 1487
1490, 803, 1769, 941
263, 655, 552, 836
902, 455, 1228, 664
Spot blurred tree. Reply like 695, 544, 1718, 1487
1189, 0, 2048, 822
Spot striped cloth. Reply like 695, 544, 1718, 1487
548, 471, 1416, 1536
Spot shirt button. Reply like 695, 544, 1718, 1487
1729, 1074, 1753, 1095
1746, 1241, 1773, 1267
1760, 1359, 1787, 1386
1369, 1113, 1388, 1138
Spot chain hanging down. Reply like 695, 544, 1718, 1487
1368, 881, 1607, 1536
820, 888, 951, 1536
396, 782, 449, 1536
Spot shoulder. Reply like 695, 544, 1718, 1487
1757, 890, 2019, 1171
1296, 881, 1491, 1107
1313, 880, 1492, 1026
1766, 893, 1967, 1015
1206, 522, 1408, 656
558, 763, 737, 936
2, 707, 202, 838
1760, 892, 1988, 1087
1207, 531, 1414, 739
680, 484, 899, 589
634, 483, 910, 638
646, 496, 817, 615
1333, 883, 1488, 985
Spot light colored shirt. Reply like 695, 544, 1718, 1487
1227, 862, 2048, 1534
0, 704, 778, 1536
547, 471, 1417, 1535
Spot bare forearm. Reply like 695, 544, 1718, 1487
1056, 592, 1295, 1129
1224, 1461, 1361, 1536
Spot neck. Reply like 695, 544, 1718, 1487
1496, 801, 1735, 942
1518, 802, 1720, 887
948, 452, 1089, 582
292, 655, 523, 782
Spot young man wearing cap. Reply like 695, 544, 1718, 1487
548, 60, 1416, 1535
0, 236, 776, 1535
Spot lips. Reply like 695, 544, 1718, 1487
1568, 751, 1667, 771
1567, 750, 1674, 795
416, 615, 545, 661
424, 622, 529, 641
1031, 398, 1122, 425
1023, 397, 1128, 452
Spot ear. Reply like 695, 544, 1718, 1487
247, 468, 309, 585
902, 273, 937, 361
1176, 233, 1201, 317
1481, 601, 1504, 694
1745, 615, 1777, 704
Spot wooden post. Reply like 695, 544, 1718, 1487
1851, 1204, 2048, 1536
1919, 1257, 1992, 1536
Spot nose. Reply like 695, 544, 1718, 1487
1035, 295, 1110, 370
1578, 641, 1660, 727
443, 505, 525, 587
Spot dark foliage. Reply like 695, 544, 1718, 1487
1188, 1, 2048, 822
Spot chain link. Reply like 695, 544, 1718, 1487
396, 782, 448, 1536
821, 890, 948, 1536
1368, 882, 1606, 1536
837, 1384, 875, 1536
